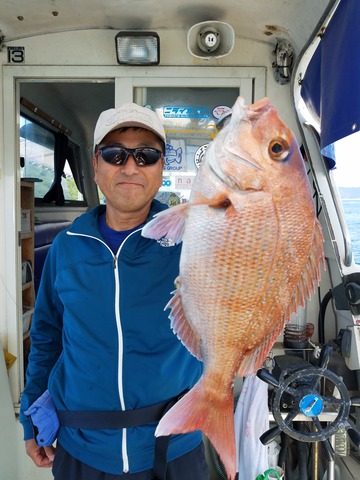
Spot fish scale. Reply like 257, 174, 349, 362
142, 96, 324, 479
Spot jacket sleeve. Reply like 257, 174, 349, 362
19, 241, 64, 440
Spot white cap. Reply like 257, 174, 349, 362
93, 103, 166, 150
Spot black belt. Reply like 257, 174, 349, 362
57, 393, 186, 480
57, 397, 173, 429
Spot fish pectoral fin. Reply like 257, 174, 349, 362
166, 284, 203, 361
140, 193, 235, 241
141, 204, 189, 244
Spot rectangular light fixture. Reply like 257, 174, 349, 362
115, 32, 160, 65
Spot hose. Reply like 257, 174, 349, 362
278, 430, 312, 480
278, 432, 290, 475
318, 289, 333, 344
295, 423, 310, 480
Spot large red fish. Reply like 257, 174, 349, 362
142, 97, 324, 479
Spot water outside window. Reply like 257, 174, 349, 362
332, 132, 360, 265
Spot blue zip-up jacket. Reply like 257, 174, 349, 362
20, 201, 203, 474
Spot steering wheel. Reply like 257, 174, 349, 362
257, 345, 360, 460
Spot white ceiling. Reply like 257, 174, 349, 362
1, 0, 331, 54
3, 0, 334, 152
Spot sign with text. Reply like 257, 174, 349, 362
7, 46, 25, 63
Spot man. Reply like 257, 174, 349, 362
20, 103, 208, 480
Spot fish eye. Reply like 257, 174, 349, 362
268, 138, 290, 162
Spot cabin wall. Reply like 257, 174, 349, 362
2, 28, 298, 129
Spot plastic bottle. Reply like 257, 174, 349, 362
268, 441, 280, 469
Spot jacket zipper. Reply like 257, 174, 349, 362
67, 228, 142, 473
112, 249, 129, 472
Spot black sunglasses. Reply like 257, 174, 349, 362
96, 145, 163, 167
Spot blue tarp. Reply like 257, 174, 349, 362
300, 0, 360, 163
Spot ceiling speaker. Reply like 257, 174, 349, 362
187, 21, 235, 59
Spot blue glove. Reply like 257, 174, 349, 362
24, 389, 59, 446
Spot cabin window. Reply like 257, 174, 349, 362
20, 115, 86, 206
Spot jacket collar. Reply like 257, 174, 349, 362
68, 199, 167, 238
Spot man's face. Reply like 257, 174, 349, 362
93, 127, 164, 223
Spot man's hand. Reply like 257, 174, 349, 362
25, 438, 56, 467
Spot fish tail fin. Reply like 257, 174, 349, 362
141, 204, 188, 244
156, 379, 236, 480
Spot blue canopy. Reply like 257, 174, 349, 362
300, 0, 360, 163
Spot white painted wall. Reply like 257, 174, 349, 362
2, 28, 297, 132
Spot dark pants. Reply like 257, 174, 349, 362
52, 441, 209, 480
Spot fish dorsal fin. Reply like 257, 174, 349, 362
285, 217, 324, 317
237, 320, 284, 376
142, 204, 189, 244
238, 218, 325, 377
166, 281, 203, 361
